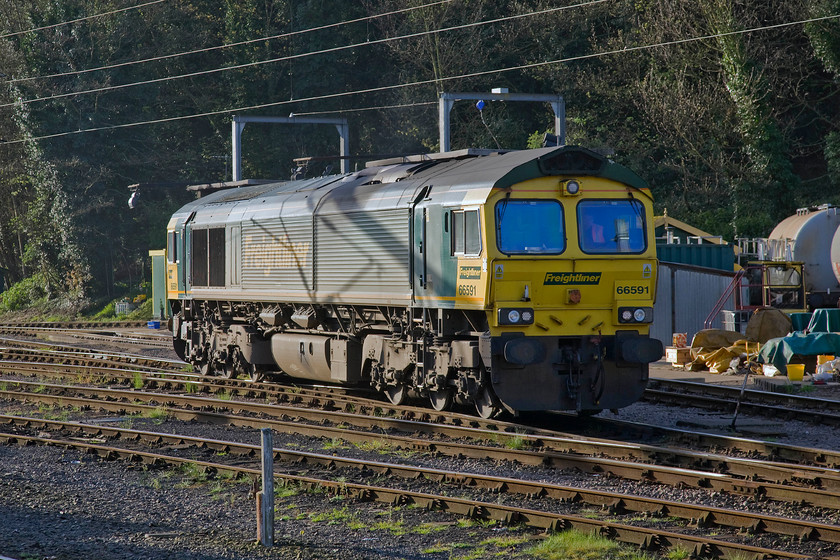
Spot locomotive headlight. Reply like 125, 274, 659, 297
618, 306, 653, 323
563, 179, 581, 196
498, 307, 535, 325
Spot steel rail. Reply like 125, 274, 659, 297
647, 378, 840, 419
6, 383, 840, 510
3, 414, 838, 545
576, 415, 840, 468
0, 428, 811, 559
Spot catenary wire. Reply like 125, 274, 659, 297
0, 0, 612, 108
0, 0, 167, 40
5, 0, 454, 85
1, 12, 838, 146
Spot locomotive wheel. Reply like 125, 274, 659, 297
384, 384, 408, 406
474, 387, 501, 419
220, 361, 237, 379
247, 364, 264, 383
428, 388, 453, 411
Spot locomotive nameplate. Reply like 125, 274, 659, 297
614, 281, 651, 299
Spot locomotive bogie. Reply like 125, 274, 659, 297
166, 146, 663, 416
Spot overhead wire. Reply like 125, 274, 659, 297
4, 0, 454, 85
0, 0, 167, 40
0, 0, 611, 109
2, 12, 839, 146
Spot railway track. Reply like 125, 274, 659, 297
0, 414, 825, 559
5, 327, 840, 556
0, 321, 170, 348
646, 377, 840, 426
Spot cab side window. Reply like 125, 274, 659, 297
167, 231, 178, 263
451, 210, 481, 256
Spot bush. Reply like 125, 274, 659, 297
0, 274, 48, 312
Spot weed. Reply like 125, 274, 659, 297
665, 547, 692, 560
504, 432, 528, 450
181, 364, 194, 373
309, 506, 355, 525
354, 438, 393, 453
528, 529, 657, 560
176, 462, 208, 486
480, 534, 531, 548
371, 519, 406, 535
456, 518, 497, 529
33, 384, 47, 394
145, 407, 168, 424
132, 372, 144, 390
216, 390, 232, 401
414, 522, 451, 535
422, 543, 452, 554
323, 438, 348, 451
185, 381, 198, 393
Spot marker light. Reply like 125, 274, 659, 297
498, 308, 535, 325
565, 180, 580, 195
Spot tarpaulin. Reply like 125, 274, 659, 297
759, 332, 840, 374
807, 309, 840, 333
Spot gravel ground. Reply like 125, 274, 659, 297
3, 334, 840, 559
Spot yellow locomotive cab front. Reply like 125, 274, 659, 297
479, 174, 662, 413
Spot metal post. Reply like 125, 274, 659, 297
438, 92, 565, 153
232, 118, 246, 182
439, 97, 454, 153
257, 428, 274, 547
231, 115, 350, 181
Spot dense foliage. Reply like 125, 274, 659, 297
0, 0, 838, 304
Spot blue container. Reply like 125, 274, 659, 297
147, 320, 161, 329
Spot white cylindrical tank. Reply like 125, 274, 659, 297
769, 206, 840, 293
830, 219, 840, 288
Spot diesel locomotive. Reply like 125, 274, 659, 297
165, 146, 663, 417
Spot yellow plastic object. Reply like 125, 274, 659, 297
787, 363, 805, 381
818, 355, 835, 365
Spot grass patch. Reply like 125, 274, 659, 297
132, 371, 144, 389
527, 530, 657, 560
504, 432, 529, 450
323, 438, 348, 451
144, 406, 168, 424
370, 518, 407, 535
176, 462, 208, 487
664, 547, 692, 560
354, 438, 394, 453
309, 506, 355, 525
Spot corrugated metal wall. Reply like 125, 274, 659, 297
241, 217, 314, 290
316, 210, 411, 296
651, 262, 737, 347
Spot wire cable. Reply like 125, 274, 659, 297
0, 0, 611, 109
2, 12, 838, 146
0, 0, 168, 40
5, 0, 454, 85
